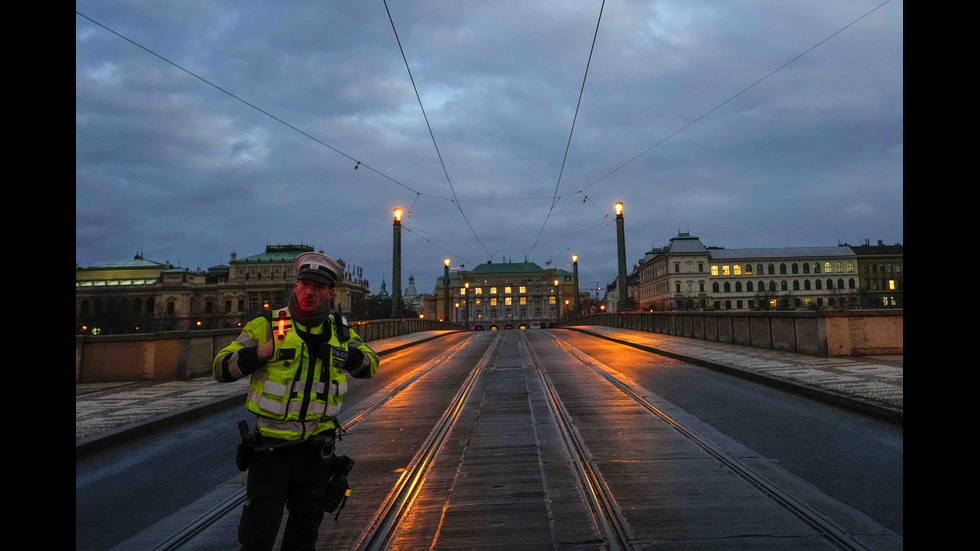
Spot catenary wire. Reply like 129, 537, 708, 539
573, 0, 894, 196
75, 10, 451, 204
528, 0, 607, 258
382, 0, 493, 259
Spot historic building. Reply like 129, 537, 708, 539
847, 239, 903, 308
76, 244, 371, 334
426, 261, 576, 328
629, 233, 884, 311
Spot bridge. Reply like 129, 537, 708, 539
76, 326, 902, 551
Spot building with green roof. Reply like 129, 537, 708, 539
427, 260, 578, 329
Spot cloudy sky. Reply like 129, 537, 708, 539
76, 0, 903, 298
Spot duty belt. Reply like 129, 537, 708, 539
253, 430, 335, 456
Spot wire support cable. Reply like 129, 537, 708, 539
382, 0, 493, 259
75, 10, 448, 203
575, 0, 894, 195
528, 0, 606, 257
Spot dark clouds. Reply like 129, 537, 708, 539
76, 0, 902, 296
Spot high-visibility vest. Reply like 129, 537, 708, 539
213, 307, 378, 440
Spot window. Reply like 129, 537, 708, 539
490, 287, 497, 294
504, 286, 512, 294
519, 286, 526, 294
711, 265, 719, 276
733, 265, 742, 276
825, 262, 832, 274
475, 287, 483, 294
548, 296, 556, 305
505, 297, 513, 306
519, 296, 527, 305
745, 264, 753, 275
722, 265, 730, 276
490, 298, 498, 306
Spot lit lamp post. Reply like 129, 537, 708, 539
392, 208, 403, 318
615, 202, 628, 312
464, 282, 470, 329
443, 258, 450, 322
572, 254, 579, 317
554, 278, 560, 321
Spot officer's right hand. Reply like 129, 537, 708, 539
257, 340, 275, 361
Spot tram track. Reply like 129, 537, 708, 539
140, 329, 888, 550
537, 330, 874, 551
146, 332, 491, 551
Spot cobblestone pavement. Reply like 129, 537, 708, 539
572, 325, 903, 416
76, 327, 902, 447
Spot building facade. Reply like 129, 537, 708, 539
630, 233, 884, 311
427, 261, 576, 328
848, 240, 903, 308
76, 244, 371, 334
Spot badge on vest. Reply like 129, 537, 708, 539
276, 348, 296, 360
331, 348, 348, 369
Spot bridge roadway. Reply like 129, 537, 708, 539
76, 326, 903, 550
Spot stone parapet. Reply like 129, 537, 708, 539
75, 318, 464, 383
562, 310, 902, 357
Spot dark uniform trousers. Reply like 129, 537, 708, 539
239, 438, 333, 551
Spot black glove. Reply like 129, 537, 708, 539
343, 347, 365, 373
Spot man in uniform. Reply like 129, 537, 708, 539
213, 251, 379, 551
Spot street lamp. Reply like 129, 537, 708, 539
615, 201, 628, 312
392, 208, 403, 318
572, 254, 579, 317
464, 282, 470, 329
443, 258, 450, 322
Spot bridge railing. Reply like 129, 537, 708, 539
558, 310, 902, 358
75, 318, 465, 383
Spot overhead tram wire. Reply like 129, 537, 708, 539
527, 0, 606, 257
75, 10, 449, 204
382, 0, 492, 260
572, 0, 895, 197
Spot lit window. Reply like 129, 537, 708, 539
548, 296, 556, 305
734, 265, 742, 276
519, 296, 527, 305
505, 286, 512, 294
711, 265, 719, 276
490, 287, 497, 294
505, 297, 513, 306
475, 287, 483, 294
722, 265, 730, 276
888, 280, 896, 290
519, 286, 527, 294
490, 298, 498, 306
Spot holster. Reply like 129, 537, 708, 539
236, 420, 256, 472
324, 454, 355, 520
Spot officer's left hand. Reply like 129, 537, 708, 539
343, 347, 365, 372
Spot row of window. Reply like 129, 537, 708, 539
711, 278, 858, 293
460, 307, 557, 320
460, 285, 556, 295
461, 296, 557, 306
710, 261, 855, 277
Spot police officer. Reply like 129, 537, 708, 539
213, 251, 379, 551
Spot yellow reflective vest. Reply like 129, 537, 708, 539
213, 307, 379, 441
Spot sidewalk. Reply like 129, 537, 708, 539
75, 330, 459, 456
76, 326, 902, 456
568, 325, 902, 423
